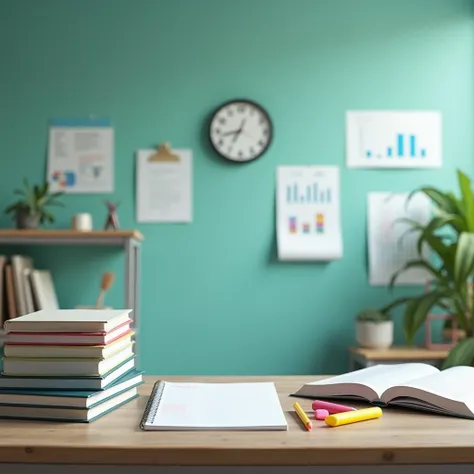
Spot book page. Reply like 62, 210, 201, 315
307, 364, 439, 399
385, 366, 474, 405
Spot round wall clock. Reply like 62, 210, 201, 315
209, 99, 273, 163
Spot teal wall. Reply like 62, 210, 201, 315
0, 0, 473, 375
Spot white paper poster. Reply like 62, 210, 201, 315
368, 192, 432, 286
276, 166, 343, 261
346, 111, 442, 168
47, 120, 114, 193
136, 149, 192, 223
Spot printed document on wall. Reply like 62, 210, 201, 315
368, 192, 431, 285
276, 166, 342, 261
346, 111, 442, 168
47, 120, 114, 193
136, 149, 192, 223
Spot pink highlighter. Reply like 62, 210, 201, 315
312, 400, 356, 414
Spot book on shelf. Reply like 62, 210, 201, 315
0, 256, 6, 324
0, 254, 59, 324
11, 255, 34, 316
293, 363, 474, 419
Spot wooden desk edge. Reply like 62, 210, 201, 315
1, 445, 474, 466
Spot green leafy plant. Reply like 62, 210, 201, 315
356, 308, 391, 323
381, 169, 474, 369
4, 178, 64, 227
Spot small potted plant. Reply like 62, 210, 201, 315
356, 308, 393, 349
4, 179, 64, 229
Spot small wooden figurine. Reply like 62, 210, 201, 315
104, 201, 120, 230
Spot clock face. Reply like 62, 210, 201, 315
209, 99, 273, 162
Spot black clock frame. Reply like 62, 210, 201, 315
208, 98, 273, 163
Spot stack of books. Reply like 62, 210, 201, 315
0, 309, 143, 422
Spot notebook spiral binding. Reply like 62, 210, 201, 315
140, 380, 165, 429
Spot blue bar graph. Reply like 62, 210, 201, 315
286, 183, 333, 204
397, 134, 404, 157
365, 133, 428, 160
410, 135, 416, 157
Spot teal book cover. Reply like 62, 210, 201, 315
0, 368, 143, 398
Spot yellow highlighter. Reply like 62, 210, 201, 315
325, 406, 382, 427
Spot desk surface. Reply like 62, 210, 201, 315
349, 346, 448, 360
0, 375, 473, 466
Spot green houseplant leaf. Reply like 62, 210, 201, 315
454, 233, 474, 289
4, 178, 65, 228
443, 337, 474, 369
403, 289, 449, 345
408, 187, 458, 215
389, 259, 445, 290
457, 170, 474, 232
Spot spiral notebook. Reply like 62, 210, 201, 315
140, 381, 288, 431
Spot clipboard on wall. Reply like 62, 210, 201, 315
136, 143, 193, 223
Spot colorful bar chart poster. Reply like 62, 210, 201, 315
367, 192, 431, 285
276, 166, 342, 261
346, 110, 442, 168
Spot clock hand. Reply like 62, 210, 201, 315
222, 129, 239, 136
233, 120, 246, 142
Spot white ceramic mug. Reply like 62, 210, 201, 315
71, 213, 93, 231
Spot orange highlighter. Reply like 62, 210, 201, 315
325, 406, 382, 427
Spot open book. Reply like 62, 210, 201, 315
293, 364, 474, 419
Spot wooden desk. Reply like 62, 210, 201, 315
349, 346, 448, 370
0, 375, 473, 473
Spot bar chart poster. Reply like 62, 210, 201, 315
276, 166, 343, 261
346, 110, 442, 168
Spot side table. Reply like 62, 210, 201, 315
348, 346, 448, 371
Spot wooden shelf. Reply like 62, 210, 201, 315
349, 345, 448, 360
0, 229, 143, 246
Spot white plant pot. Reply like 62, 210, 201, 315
356, 321, 393, 349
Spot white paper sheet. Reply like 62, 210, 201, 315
276, 166, 342, 261
136, 149, 192, 223
368, 192, 432, 285
47, 123, 114, 193
346, 111, 442, 168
